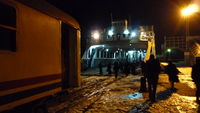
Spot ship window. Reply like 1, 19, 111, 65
101, 51, 103, 58
104, 51, 106, 58
0, 2, 16, 52
97, 50, 99, 58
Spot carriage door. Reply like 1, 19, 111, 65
61, 22, 81, 89
61, 23, 71, 89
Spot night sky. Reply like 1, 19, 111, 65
47, 0, 200, 54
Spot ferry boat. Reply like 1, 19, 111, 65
81, 19, 156, 69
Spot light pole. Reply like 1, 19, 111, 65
181, 4, 199, 50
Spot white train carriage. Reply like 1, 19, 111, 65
0, 0, 81, 112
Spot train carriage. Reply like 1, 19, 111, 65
0, 0, 81, 112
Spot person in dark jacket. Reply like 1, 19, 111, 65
113, 61, 119, 79
140, 61, 147, 92
141, 61, 147, 77
146, 54, 161, 102
98, 62, 103, 75
125, 61, 130, 76
165, 61, 179, 90
107, 63, 112, 75
131, 62, 136, 75
192, 59, 200, 104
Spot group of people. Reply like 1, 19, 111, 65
99, 55, 200, 104
141, 54, 180, 102
99, 60, 139, 79
142, 55, 200, 104
113, 61, 138, 78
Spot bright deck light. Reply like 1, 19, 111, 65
131, 32, 136, 37
124, 29, 129, 35
108, 30, 113, 36
92, 31, 100, 40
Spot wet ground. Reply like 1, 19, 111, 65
48, 67, 200, 113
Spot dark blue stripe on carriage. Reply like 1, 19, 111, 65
0, 82, 61, 105
0, 74, 61, 91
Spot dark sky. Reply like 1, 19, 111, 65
47, 0, 200, 53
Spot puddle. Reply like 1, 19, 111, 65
122, 92, 143, 100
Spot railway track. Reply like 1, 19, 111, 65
48, 75, 126, 113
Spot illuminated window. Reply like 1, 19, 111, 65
0, 3, 16, 51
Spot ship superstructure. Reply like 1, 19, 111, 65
82, 19, 155, 68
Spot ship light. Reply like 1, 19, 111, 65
131, 32, 136, 37
92, 31, 100, 40
123, 29, 129, 35
108, 30, 114, 36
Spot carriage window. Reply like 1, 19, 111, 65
0, 2, 16, 52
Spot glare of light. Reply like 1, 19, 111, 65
92, 31, 100, 40
128, 50, 134, 54
167, 49, 171, 52
90, 45, 105, 50
180, 95, 196, 100
131, 32, 136, 37
181, 4, 199, 16
106, 49, 109, 52
123, 29, 129, 35
108, 30, 114, 36
160, 62, 168, 66
141, 32, 146, 37
129, 44, 132, 46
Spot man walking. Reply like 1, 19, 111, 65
165, 61, 179, 90
146, 54, 161, 102
192, 58, 200, 104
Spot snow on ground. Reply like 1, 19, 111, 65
48, 67, 200, 113
144, 67, 198, 113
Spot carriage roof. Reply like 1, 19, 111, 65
17, 0, 80, 30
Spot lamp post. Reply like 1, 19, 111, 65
181, 4, 199, 50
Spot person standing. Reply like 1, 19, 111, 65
141, 61, 147, 78
140, 61, 147, 92
192, 59, 200, 104
113, 61, 119, 79
131, 62, 136, 75
146, 54, 161, 102
125, 61, 130, 76
98, 62, 103, 75
165, 61, 179, 90
107, 63, 112, 75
